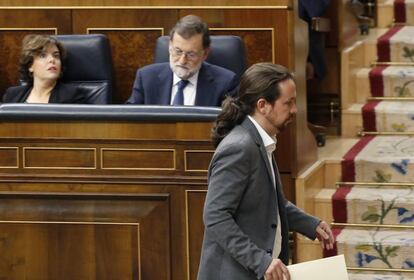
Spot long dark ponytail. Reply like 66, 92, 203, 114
212, 63, 293, 147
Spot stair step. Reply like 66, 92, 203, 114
353, 66, 414, 103
342, 104, 364, 137
378, 26, 414, 63
314, 188, 335, 222
378, 0, 414, 26
342, 135, 414, 183
355, 68, 371, 103
377, 0, 394, 28
362, 101, 414, 133
332, 186, 414, 224
335, 228, 414, 270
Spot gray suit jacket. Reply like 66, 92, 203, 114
198, 117, 320, 280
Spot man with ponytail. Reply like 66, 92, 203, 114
198, 63, 334, 280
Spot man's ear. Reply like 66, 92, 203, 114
256, 98, 267, 114
202, 47, 210, 60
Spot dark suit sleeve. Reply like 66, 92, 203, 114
126, 69, 145, 104
285, 200, 320, 239
203, 138, 272, 278
2, 86, 27, 103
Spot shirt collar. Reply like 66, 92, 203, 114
173, 70, 199, 87
247, 115, 277, 153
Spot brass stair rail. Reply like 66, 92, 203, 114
359, 131, 414, 136
367, 96, 414, 101
331, 222, 414, 230
370, 61, 414, 67
336, 181, 414, 187
347, 267, 414, 273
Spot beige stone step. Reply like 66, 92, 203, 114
377, 0, 414, 28
377, 0, 396, 28
314, 188, 335, 223
346, 135, 414, 183
342, 29, 388, 110
336, 227, 414, 270
342, 104, 364, 137
333, 186, 414, 225
367, 101, 414, 133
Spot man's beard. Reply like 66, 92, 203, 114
276, 116, 293, 133
170, 60, 201, 80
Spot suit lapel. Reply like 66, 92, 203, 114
272, 156, 285, 207
157, 65, 173, 105
241, 118, 276, 190
195, 63, 215, 106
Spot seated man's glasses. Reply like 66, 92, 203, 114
169, 46, 203, 61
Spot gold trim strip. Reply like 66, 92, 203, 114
0, 147, 19, 169
87, 27, 164, 36
100, 148, 176, 171
210, 27, 275, 64
347, 267, 414, 273
0, 6, 291, 10
0, 220, 138, 226
370, 61, 414, 67
185, 189, 207, 280
331, 222, 414, 229
368, 96, 414, 101
184, 150, 214, 172
336, 181, 414, 187
360, 131, 414, 136
23, 147, 97, 170
0, 27, 57, 34
137, 223, 141, 280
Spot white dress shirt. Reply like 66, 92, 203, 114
247, 115, 282, 259
170, 71, 199, 105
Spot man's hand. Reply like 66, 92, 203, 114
315, 220, 335, 250
264, 258, 290, 280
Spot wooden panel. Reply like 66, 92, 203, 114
291, 0, 317, 175
210, 28, 274, 66
182, 9, 290, 67
0, 223, 140, 280
0, 192, 170, 280
72, 9, 177, 103
23, 147, 96, 169
0, 10, 71, 32
0, 29, 56, 99
0, 147, 18, 168
184, 150, 214, 172
88, 29, 164, 103
280, 173, 295, 203
101, 148, 175, 170
186, 190, 206, 280
338, 0, 360, 50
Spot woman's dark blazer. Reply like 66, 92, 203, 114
2, 82, 86, 103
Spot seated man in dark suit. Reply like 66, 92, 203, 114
126, 15, 238, 106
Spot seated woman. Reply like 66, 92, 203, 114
2, 34, 86, 103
